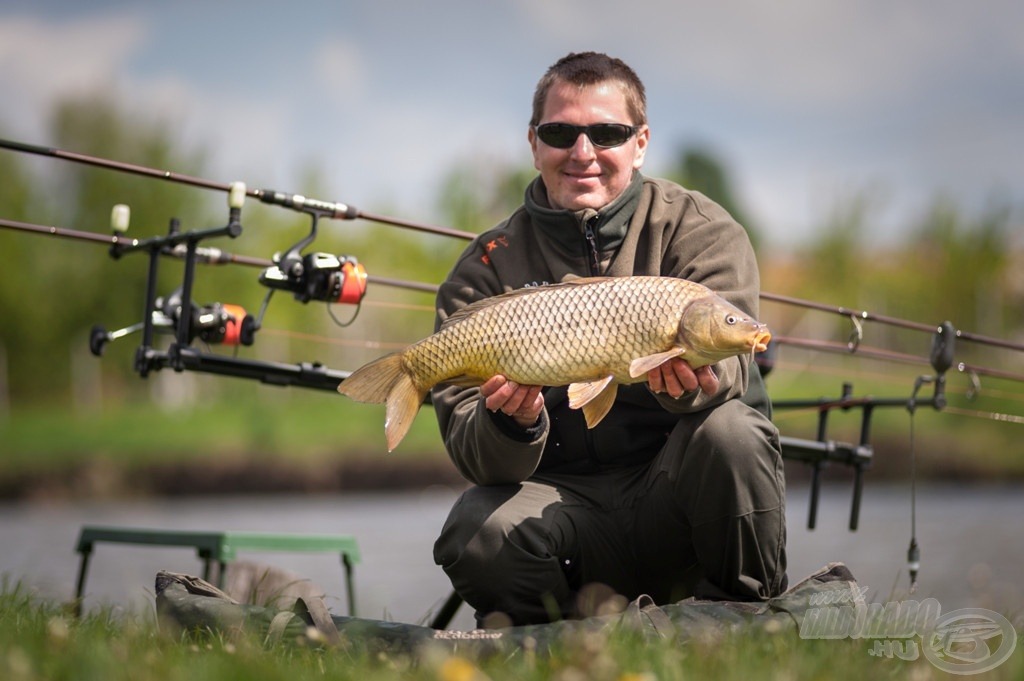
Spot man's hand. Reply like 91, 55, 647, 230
481, 375, 545, 428
647, 358, 719, 397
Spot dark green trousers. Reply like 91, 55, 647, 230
433, 398, 788, 626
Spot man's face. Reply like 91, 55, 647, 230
529, 79, 649, 211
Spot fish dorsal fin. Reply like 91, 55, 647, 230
628, 347, 687, 378
567, 375, 618, 428
443, 278, 609, 327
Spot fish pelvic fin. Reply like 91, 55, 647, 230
568, 375, 618, 428
338, 353, 426, 452
628, 347, 687, 378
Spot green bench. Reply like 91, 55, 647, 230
74, 525, 360, 616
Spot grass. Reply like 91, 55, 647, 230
5, 581, 1019, 681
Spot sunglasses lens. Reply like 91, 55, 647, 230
588, 124, 633, 148
536, 124, 578, 148
536, 123, 635, 149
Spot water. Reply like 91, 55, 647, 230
1, 481, 1021, 631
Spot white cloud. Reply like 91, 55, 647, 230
0, 13, 147, 138
519, 0, 1024, 116
0, 11, 299, 196
313, 40, 367, 102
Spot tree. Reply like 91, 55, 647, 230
0, 91, 220, 404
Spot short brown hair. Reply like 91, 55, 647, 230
530, 52, 647, 127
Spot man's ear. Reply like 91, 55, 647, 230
633, 125, 650, 170
528, 126, 542, 171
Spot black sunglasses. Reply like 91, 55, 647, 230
534, 122, 638, 149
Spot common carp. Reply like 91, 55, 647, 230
338, 276, 771, 451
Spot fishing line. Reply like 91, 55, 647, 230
907, 407, 920, 593
942, 406, 1024, 425
904, 373, 934, 593
257, 327, 409, 351
326, 300, 361, 328
948, 384, 1024, 404
362, 300, 434, 313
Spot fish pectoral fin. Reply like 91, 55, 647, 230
628, 348, 687, 378
568, 376, 618, 428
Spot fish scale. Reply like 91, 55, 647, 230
339, 276, 771, 451
411, 278, 682, 387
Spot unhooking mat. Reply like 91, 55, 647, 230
155, 562, 860, 654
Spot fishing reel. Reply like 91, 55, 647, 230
242, 203, 369, 344
258, 252, 367, 305
157, 291, 247, 346
255, 195, 368, 306
90, 290, 247, 356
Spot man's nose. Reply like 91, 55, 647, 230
569, 132, 596, 158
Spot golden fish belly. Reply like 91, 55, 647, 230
405, 277, 705, 389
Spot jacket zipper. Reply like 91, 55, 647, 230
583, 217, 601, 276
582, 215, 600, 462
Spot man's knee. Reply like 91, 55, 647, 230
433, 482, 574, 624
434, 481, 568, 574
433, 484, 518, 571
657, 400, 785, 522
668, 400, 780, 474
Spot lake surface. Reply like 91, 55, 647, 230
1, 481, 1021, 631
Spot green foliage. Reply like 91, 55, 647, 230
0, 91, 224, 403
898, 197, 1015, 334
775, 191, 1022, 356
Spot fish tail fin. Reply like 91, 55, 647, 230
338, 353, 427, 452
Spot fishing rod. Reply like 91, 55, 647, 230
756, 320, 957, 531
0, 136, 450, 394
5, 135, 1021, 357
771, 335, 1024, 385
18, 192, 1003, 397
761, 291, 1024, 354
47, 189, 370, 393
0, 178, 383, 394
760, 301, 1020, 590
0, 137, 476, 241
6, 138, 1021, 416
0, 216, 437, 296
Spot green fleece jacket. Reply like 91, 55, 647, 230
432, 172, 768, 486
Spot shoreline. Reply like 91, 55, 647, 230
1, 446, 1019, 502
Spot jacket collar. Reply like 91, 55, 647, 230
524, 171, 643, 254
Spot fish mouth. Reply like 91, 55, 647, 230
752, 329, 772, 353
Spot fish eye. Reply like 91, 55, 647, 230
725, 315, 738, 325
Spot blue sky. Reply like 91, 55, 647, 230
2, 0, 1021, 250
